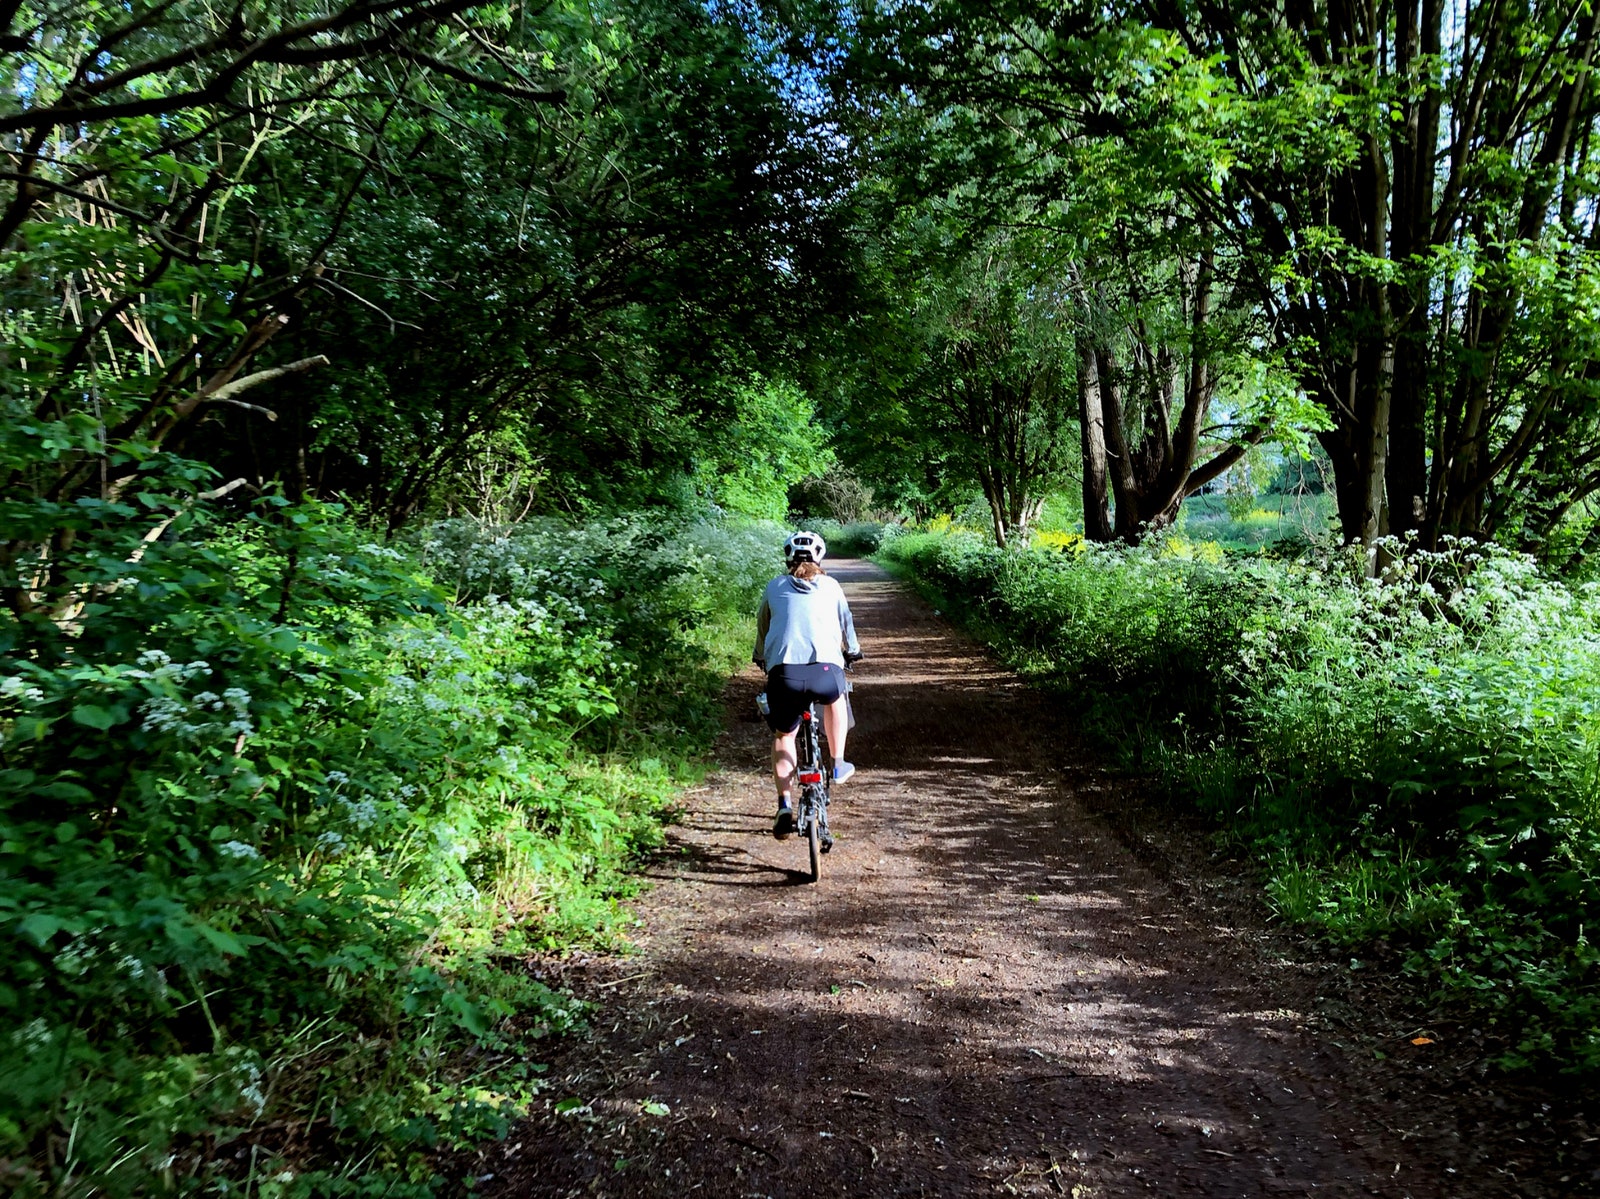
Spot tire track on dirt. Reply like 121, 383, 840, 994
486, 559, 1446, 1198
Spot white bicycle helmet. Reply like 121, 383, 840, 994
783, 530, 827, 567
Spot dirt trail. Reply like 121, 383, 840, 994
486, 561, 1510, 1197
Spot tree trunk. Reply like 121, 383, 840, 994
1385, 322, 1429, 542
1095, 345, 1145, 542
1356, 339, 1395, 553
1077, 341, 1113, 541
980, 468, 1009, 548
1319, 426, 1364, 543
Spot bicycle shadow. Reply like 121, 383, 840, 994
648, 826, 817, 888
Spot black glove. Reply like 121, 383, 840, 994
844, 650, 864, 666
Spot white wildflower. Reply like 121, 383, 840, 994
314, 831, 346, 856
340, 798, 380, 830
11, 1019, 50, 1050
141, 696, 196, 736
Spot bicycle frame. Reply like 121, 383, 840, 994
794, 704, 831, 872
757, 671, 851, 881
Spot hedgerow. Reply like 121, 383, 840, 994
800, 519, 904, 558
882, 529, 1600, 1074
0, 496, 777, 1196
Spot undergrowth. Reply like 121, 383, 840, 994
798, 518, 905, 558
881, 528, 1600, 1075
0, 496, 778, 1196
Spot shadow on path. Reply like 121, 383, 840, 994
486, 560, 1454, 1199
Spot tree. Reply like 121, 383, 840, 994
2, 0, 862, 632
698, 379, 834, 521
0, 1, 566, 617
1074, 241, 1259, 542
853, 0, 1600, 562
219, 0, 861, 525
895, 230, 1081, 547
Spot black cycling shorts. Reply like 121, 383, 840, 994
764, 662, 845, 734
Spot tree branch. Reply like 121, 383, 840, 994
1183, 427, 1268, 496
202, 356, 330, 408
396, 48, 566, 103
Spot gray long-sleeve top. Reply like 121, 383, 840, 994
754, 573, 861, 670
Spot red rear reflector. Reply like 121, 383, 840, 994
801, 711, 813, 722
798, 771, 823, 785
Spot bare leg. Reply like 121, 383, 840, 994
771, 730, 797, 801
822, 695, 849, 767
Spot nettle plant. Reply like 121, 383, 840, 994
0, 489, 663, 1188
415, 512, 782, 701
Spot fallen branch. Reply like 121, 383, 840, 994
202, 355, 330, 407
212, 399, 280, 421
125, 477, 253, 566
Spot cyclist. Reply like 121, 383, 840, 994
754, 530, 863, 839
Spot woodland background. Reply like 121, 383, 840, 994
7, 1, 1600, 1193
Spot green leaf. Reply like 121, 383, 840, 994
193, 920, 248, 956
17, 913, 63, 946
70, 704, 117, 730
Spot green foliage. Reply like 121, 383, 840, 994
697, 381, 833, 522
0, 495, 773, 1194
846, 0, 1600, 547
788, 468, 879, 525
0, 4, 827, 1184
796, 519, 904, 558
883, 529, 1600, 1074
1, 0, 859, 547
827, 219, 1081, 543
1180, 491, 1336, 550
283, 0, 858, 524
414, 512, 782, 736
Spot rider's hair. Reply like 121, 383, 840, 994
791, 560, 824, 580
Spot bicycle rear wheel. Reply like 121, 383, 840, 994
807, 804, 821, 883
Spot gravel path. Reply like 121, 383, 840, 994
482, 560, 1561, 1198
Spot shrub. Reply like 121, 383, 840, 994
801, 519, 902, 558
0, 500, 774, 1194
